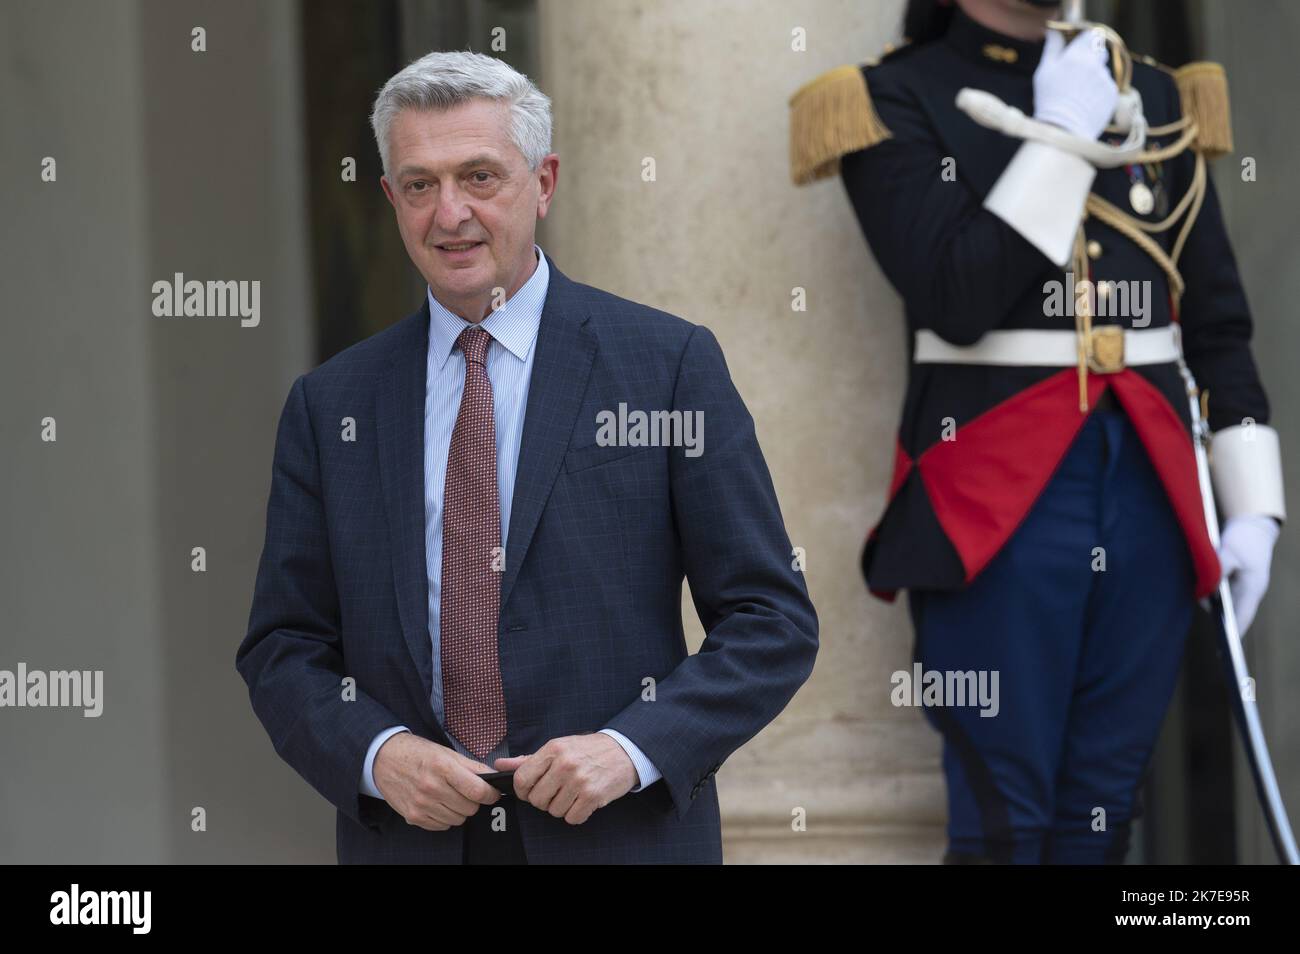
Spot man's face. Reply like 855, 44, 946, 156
380, 98, 557, 322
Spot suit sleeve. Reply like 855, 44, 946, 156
236, 374, 407, 831
602, 325, 819, 820
838, 68, 1057, 345
1177, 171, 1269, 430
1175, 130, 1284, 521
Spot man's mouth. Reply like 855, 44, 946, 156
436, 241, 484, 252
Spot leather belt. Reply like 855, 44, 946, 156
913, 326, 1180, 371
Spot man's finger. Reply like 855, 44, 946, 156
512, 748, 555, 799
525, 758, 565, 811
408, 803, 461, 830
445, 762, 502, 805
431, 784, 485, 817
1042, 27, 1064, 59
549, 786, 580, 820
565, 798, 595, 826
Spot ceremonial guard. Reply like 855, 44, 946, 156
790, 0, 1286, 863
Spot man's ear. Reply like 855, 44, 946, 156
536, 154, 559, 219
380, 175, 397, 209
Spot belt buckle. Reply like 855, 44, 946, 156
1087, 326, 1125, 373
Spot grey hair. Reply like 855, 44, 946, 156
369, 50, 552, 178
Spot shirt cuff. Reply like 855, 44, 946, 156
360, 725, 411, 800
598, 728, 662, 792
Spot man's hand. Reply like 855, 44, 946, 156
372, 732, 501, 831
1217, 514, 1280, 637
1032, 28, 1119, 141
494, 733, 638, 825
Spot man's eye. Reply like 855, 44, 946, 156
470, 172, 492, 184
408, 181, 428, 192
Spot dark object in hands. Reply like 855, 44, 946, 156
477, 770, 516, 795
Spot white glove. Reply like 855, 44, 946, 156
1032, 28, 1119, 141
1217, 514, 1280, 637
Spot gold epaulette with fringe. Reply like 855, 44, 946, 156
1139, 54, 1234, 159
789, 60, 893, 186
1174, 61, 1233, 158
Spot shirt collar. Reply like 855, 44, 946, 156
944, 6, 1043, 76
427, 244, 549, 371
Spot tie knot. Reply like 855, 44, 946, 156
456, 325, 492, 366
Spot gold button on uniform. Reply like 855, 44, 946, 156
1087, 240, 1103, 259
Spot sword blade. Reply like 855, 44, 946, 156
1180, 338, 1299, 864
1207, 585, 1300, 864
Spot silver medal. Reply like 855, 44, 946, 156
1129, 181, 1155, 215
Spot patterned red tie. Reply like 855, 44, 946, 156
440, 325, 507, 760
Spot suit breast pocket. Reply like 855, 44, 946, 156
563, 441, 643, 474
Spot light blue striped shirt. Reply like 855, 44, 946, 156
361, 245, 660, 801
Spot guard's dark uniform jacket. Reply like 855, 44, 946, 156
790, 10, 1276, 602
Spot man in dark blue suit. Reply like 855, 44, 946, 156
235, 50, 818, 864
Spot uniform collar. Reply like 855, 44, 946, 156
944, 6, 1044, 75
428, 244, 548, 371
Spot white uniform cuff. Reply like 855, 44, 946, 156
1210, 424, 1286, 522
983, 140, 1096, 267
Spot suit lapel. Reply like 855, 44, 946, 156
375, 264, 597, 723
376, 301, 440, 722
499, 264, 597, 613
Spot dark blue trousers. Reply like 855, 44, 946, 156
908, 408, 1196, 864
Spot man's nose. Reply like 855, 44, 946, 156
433, 185, 473, 233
